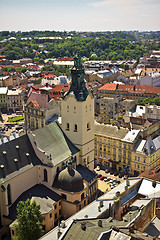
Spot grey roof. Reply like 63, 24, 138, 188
144, 216, 160, 238
8, 184, 61, 220
0, 134, 41, 184
76, 165, 97, 182
33, 122, 79, 166
94, 122, 129, 140
60, 219, 128, 240
134, 135, 160, 156
40, 178, 141, 240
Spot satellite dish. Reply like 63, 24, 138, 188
152, 181, 156, 188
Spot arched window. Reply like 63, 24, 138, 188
44, 169, 48, 182
7, 184, 11, 205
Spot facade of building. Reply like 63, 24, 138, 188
24, 91, 60, 130
7, 88, 25, 112
132, 136, 160, 175
0, 87, 8, 110
95, 96, 135, 123
94, 122, 140, 171
143, 104, 160, 120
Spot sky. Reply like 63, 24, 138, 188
0, 0, 160, 32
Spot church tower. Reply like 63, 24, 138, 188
61, 55, 94, 170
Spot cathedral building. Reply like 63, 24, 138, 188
0, 55, 97, 238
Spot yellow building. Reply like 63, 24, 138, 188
94, 122, 140, 172
131, 136, 160, 175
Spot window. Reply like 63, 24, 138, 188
55, 213, 57, 219
50, 213, 52, 218
66, 123, 69, 131
74, 124, 77, 132
44, 169, 48, 182
81, 193, 84, 201
79, 204, 81, 210
87, 122, 90, 131
59, 209, 61, 215
61, 194, 66, 200
54, 204, 57, 209
7, 184, 11, 205
59, 201, 61, 206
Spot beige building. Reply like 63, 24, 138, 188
24, 91, 60, 130
143, 104, 160, 120
95, 97, 135, 123
7, 88, 25, 112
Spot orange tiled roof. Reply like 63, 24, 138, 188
44, 74, 56, 78
118, 84, 160, 95
99, 83, 117, 91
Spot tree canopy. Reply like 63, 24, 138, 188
13, 199, 44, 240
138, 96, 160, 106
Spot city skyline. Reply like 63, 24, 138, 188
0, 0, 160, 32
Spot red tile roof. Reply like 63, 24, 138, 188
118, 84, 160, 95
99, 83, 160, 95
99, 83, 117, 91
44, 74, 56, 78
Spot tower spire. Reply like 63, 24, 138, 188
62, 54, 89, 101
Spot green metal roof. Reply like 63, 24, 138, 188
34, 122, 79, 166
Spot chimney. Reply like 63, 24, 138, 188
81, 222, 86, 230
98, 220, 102, 227
99, 201, 103, 207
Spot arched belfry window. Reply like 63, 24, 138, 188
44, 169, 48, 182
7, 184, 11, 205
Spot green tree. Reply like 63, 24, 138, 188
13, 199, 44, 240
